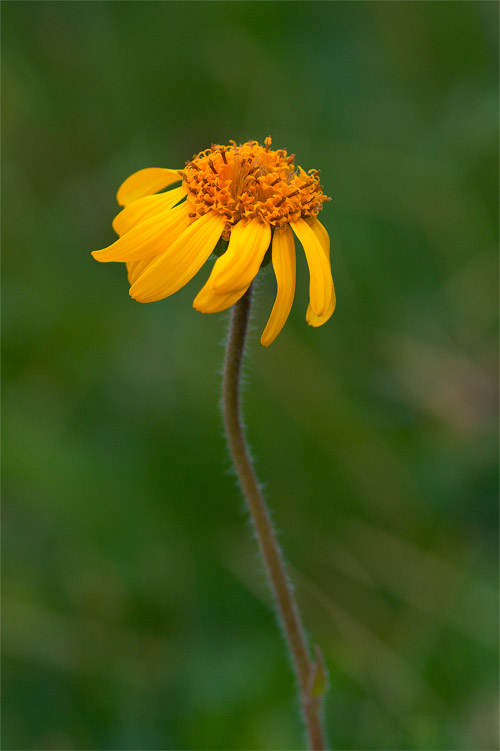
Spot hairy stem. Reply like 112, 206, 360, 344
222, 285, 328, 750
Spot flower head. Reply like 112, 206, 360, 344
92, 137, 335, 345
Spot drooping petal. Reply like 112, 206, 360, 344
290, 217, 333, 317
130, 211, 226, 302
117, 168, 182, 207
208, 218, 272, 294
193, 280, 251, 314
92, 203, 190, 263
260, 226, 296, 346
306, 216, 330, 255
113, 186, 186, 237
304, 216, 336, 327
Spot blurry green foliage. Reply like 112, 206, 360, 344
2, 2, 498, 749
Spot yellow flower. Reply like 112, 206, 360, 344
92, 137, 335, 346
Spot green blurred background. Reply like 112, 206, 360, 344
2, 2, 498, 749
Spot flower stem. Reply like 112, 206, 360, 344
222, 285, 328, 751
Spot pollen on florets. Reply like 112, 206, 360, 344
178, 137, 331, 239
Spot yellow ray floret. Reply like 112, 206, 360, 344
126, 257, 155, 285
290, 218, 333, 317
92, 137, 335, 345
117, 168, 182, 206
260, 225, 296, 347
206, 218, 271, 294
129, 211, 226, 302
113, 186, 186, 237
193, 282, 251, 315
92, 203, 190, 263
304, 217, 336, 327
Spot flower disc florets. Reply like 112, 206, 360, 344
179, 137, 330, 239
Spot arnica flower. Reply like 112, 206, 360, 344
92, 137, 335, 345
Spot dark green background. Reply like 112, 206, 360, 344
2, 2, 498, 749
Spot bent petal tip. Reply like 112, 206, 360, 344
306, 287, 336, 327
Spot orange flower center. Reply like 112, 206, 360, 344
179, 137, 330, 240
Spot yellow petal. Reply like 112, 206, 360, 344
117, 168, 182, 207
290, 217, 333, 317
208, 218, 271, 294
130, 211, 226, 302
304, 217, 336, 327
92, 203, 190, 263
113, 186, 186, 237
193, 279, 251, 314
306, 216, 330, 255
260, 226, 296, 346
126, 258, 155, 285
306, 288, 336, 326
